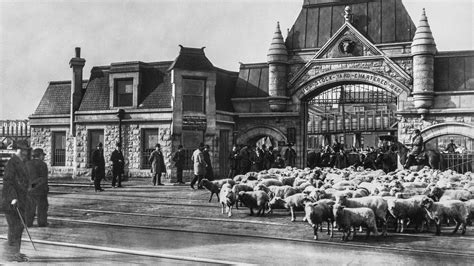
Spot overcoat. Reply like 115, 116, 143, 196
192, 149, 206, 175
149, 150, 166, 174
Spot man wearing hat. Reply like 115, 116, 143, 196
149, 143, 166, 186
25, 148, 49, 227
190, 143, 206, 189
172, 145, 185, 184
110, 142, 125, 188
404, 129, 424, 169
92, 142, 105, 192
2, 140, 30, 262
284, 143, 297, 167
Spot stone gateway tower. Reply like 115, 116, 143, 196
30, 0, 474, 179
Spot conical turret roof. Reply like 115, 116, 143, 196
267, 22, 288, 63
412, 8, 437, 55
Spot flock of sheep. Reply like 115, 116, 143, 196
199, 166, 474, 241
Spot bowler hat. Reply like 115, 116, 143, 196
97, 142, 103, 148
32, 148, 46, 158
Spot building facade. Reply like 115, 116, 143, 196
30, 0, 474, 180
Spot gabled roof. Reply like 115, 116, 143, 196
286, 0, 416, 51
168, 45, 214, 71
32, 80, 87, 116
289, 22, 413, 87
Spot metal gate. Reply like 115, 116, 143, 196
441, 152, 473, 173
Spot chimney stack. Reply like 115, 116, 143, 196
69, 47, 86, 136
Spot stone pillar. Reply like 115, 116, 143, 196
411, 9, 436, 114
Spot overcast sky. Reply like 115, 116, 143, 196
0, 0, 473, 120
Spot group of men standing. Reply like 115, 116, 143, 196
90, 142, 125, 191
2, 142, 49, 262
227, 143, 297, 178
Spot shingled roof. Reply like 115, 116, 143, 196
33, 80, 87, 115
168, 46, 214, 71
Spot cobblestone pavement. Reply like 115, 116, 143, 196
1, 178, 473, 265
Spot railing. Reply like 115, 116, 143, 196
53, 149, 66, 166
308, 110, 396, 134
441, 152, 473, 174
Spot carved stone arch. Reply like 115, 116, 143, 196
237, 126, 287, 146
421, 122, 474, 143
291, 69, 411, 102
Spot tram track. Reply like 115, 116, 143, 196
8, 214, 473, 259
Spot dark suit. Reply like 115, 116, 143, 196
172, 150, 185, 183
92, 148, 105, 191
149, 150, 165, 185
2, 155, 29, 259
25, 158, 49, 227
110, 149, 124, 187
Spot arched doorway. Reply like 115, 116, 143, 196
292, 69, 411, 167
422, 123, 474, 173
237, 126, 287, 152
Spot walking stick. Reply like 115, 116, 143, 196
15, 206, 38, 251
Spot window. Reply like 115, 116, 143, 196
115, 79, 133, 107
88, 130, 104, 167
354, 106, 365, 112
141, 129, 159, 169
52, 132, 66, 166
182, 130, 204, 170
183, 78, 205, 112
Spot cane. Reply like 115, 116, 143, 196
15, 206, 38, 251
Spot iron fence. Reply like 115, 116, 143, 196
441, 152, 473, 174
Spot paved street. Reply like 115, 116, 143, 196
1, 178, 474, 265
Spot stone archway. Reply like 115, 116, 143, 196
237, 126, 287, 146
421, 122, 474, 142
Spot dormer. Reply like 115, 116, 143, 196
108, 61, 144, 109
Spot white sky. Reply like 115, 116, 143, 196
0, 0, 473, 120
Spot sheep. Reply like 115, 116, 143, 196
421, 196, 469, 235
199, 179, 220, 202
353, 187, 370, 198
219, 184, 236, 217
268, 185, 298, 200
333, 204, 379, 241
254, 183, 270, 194
233, 175, 246, 182
279, 176, 296, 186
335, 194, 388, 236
303, 199, 335, 240
465, 199, 474, 225
386, 195, 428, 233
232, 184, 254, 209
268, 193, 308, 222
428, 187, 472, 202
213, 178, 236, 188
238, 191, 270, 216
260, 179, 284, 187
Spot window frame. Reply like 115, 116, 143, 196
52, 131, 66, 166
114, 78, 134, 107
182, 77, 206, 113
141, 128, 160, 169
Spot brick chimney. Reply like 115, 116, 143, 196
69, 47, 85, 136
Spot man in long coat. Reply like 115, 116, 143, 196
227, 144, 240, 178
26, 148, 49, 227
190, 143, 206, 189
110, 142, 125, 188
203, 145, 214, 181
172, 145, 186, 184
264, 146, 275, 170
2, 141, 30, 262
149, 144, 166, 186
91, 143, 105, 192
284, 143, 297, 167
238, 144, 252, 174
